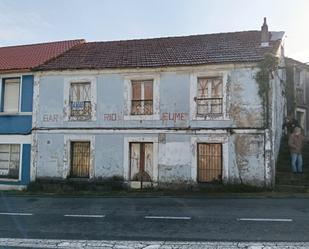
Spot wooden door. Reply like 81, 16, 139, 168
70, 142, 90, 178
130, 142, 153, 182
198, 143, 222, 182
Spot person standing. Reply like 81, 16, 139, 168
288, 127, 304, 173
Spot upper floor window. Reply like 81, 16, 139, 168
196, 77, 223, 116
2, 78, 20, 113
69, 82, 91, 121
131, 80, 153, 115
0, 144, 20, 180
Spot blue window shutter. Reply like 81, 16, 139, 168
21, 75, 34, 112
0, 79, 4, 112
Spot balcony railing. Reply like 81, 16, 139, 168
196, 97, 223, 116
70, 101, 92, 120
131, 100, 153, 115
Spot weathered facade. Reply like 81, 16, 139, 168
0, 40, 84, 190
32, 21, 285, 187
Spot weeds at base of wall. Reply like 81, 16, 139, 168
25, 177, 269, 195
27, 176, 125, 193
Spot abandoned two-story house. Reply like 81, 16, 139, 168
31, 20, 285, 188
0, 40, 85, 190
285, 57, 309, 136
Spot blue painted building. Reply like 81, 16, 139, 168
0, 40, 85, 189
33, 21, 286, 188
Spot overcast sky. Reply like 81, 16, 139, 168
0, 0, 308, 62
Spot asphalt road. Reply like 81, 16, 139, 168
0, 194, 309, 242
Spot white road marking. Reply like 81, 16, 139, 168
0, 212, 33, 216
64, 214, 105, 218
144, 216, 191, 220
237, 218, 293, 222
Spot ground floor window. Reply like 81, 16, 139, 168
0, 144, 20, 179
130, 142, 153, 182
70, 142, 90, 178
197, 143, 222, 182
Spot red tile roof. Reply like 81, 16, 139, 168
0, 39, 85, 72
36, 31, 284, 71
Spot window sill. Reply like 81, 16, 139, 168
192, 115, 230, 121
123, 114, 160, 121
0, 178, 20, 182
0, 112, 32, 116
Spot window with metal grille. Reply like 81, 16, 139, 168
70, 142, 90, 178
0, 144, 20, 179
2, 78, 20, 113
197, 143, 222, 183
196, 77, 223, 116
130, 142, 153, 182
69, 82, 91, 120
131, 80, 153, 115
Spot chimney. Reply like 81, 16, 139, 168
261, 17, 270, 47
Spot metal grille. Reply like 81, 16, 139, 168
70, 82, 92, 120
131, 100, 153, 115
70, 142, 90, 178
198, 143, 222, 182
70, 101, 92, 120
196, 98, 223, 115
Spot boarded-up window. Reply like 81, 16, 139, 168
3, 78, 20, 113
70, 82, 91, 120
130, 143, 153, 182
0, 144, 20, 179
198, 143, 222, 182
197, 77, 222, 115
70, 142, 90, 178
131, 80, 153, 115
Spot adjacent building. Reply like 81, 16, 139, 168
0, 40, 84, 189
285, 57, 309, 136
32, 20, 285, 187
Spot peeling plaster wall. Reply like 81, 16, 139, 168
229, 134, 265, 186
36, 65, 264, 129
229, 68, 264, 128
34, 63, 276, 186
36, 131, 267, 186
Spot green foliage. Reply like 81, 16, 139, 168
255, 53, 279, 127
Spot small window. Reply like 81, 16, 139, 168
131, 80, 153, 115
69, 82, 91, 121
2, 78, 20, 113
196, 77, 223, 116
0, 144, 20, 179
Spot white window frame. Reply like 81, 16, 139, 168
190, 134, 229, 183
190, 72, 229, 120
0, 142, 22, 182
63, 76, 97, 122
123, 74, 160, 121
63, 135, 95, 179
0, 76, 22, 114
123, 136, 158, 182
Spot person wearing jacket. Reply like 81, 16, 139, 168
288, 127, 304, 173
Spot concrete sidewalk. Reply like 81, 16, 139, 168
1, 239, 309, 249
